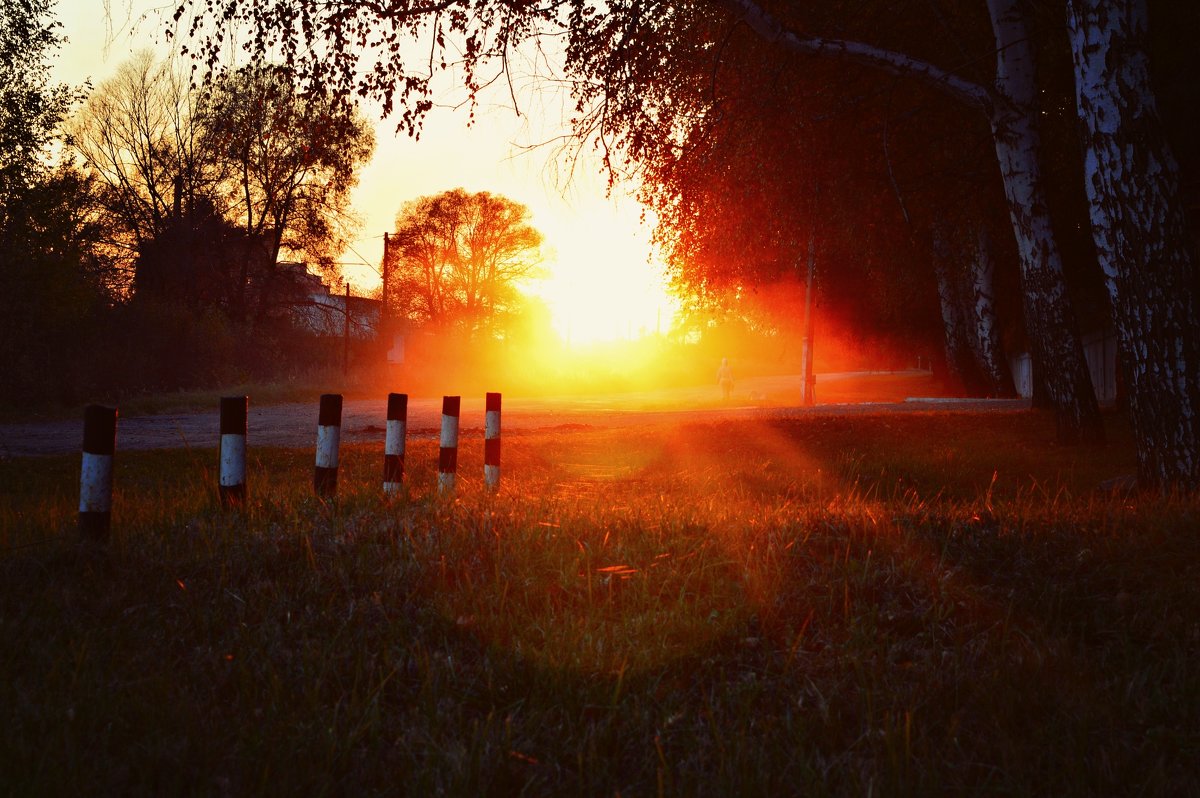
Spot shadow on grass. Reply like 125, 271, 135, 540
0, 410, 1195, 795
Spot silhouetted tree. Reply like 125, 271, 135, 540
385, 189, 543, 338
69, 51, 218, 293
197, 64, 375, 323
72, 55, 375, 324
0, 1, 111, 403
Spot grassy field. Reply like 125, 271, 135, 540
1, 409, 1197, 796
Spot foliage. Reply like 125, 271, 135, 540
170, 0, 561, 136
70, 55, 375, 320
196, 64, 375, 312
0, 166, 113, 404
0, 1, 109, 404
2, 411, 1198, 794
68, 51, 216, 291
0, 0, 82, 201
385, 188, 543, 338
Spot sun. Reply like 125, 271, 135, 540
526, 198, 678, 345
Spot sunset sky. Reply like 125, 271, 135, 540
49, 0, 678, 343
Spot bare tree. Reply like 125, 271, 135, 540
196, 64, 375, 323
69, 51, 217, 290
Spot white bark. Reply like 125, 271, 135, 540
968, 225, 1013, 395
720, 0, 1103, 440
932, 228, 970, 388
1068, 0, 1200, 489
984, 0, 1101, 438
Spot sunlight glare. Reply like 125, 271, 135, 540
529, 202, 678, 345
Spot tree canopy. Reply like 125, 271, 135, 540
385, 188, 543, 338
71, 55, 375, 322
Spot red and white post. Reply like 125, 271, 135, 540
484, 392, 501, 490
314, 393, 342, 497
383, 392, 407, 495
219, 396, 248, 508
79, 404, 117, 541
438, 395, 460, 494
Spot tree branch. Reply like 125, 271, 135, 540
715, 0, 992, 109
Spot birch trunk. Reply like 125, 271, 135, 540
985, 0, 1103, 442
1067, 0, 1200, 489
723, 0, 1104, 442
968, 225, 1015, 396
932, 228, 972, 391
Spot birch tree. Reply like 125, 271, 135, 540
1067, 0, 1200, 489
711, 0, 1101, 442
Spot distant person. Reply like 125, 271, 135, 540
717, 357, 734, 400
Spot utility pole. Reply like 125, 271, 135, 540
380, 232, 390, 346
343, 281, 351, 376
800, 231, 816, 406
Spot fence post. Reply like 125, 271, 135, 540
383, 392, 407, 494
219, 396, 248, 508
315, 393, 343, 497
484, 392, 501, 490
438, 395, 460, 494
79, 404, 117, 541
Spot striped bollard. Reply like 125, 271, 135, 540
438, 395, 460, 494
484, 392, 501, 490
218, 396, 248, 508
314, 393, 343, 497
383, 392, 407, 495
79, 404, 117, 541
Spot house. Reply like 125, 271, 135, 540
284, 264, 381, 342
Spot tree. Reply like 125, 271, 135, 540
71, 55, 375, 323
623, 0, 1099, 441
197, 64, 375, 323
0, 0, 79, 196
384, 188, 543, 337
69, 51, 216, 292
1067, 0, 1200, 489
0, 1, 110, 403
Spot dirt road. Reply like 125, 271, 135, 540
0, 372, 1028, 457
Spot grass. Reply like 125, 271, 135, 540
1, 409, 1197, 796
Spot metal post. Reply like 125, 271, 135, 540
438, 396, 460, 494
484, 392, 501, 490
314, 394, 342, 497
218, 396, 248, 508
800, 231, 816, 407
383, 392, 407, 494
79, 405, 117, 541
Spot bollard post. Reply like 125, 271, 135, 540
484, 392, 501, 490
79, 404, 117, 541
314, 393, 343, 497
383, 392, 407, 495
438, 395, 460, 494
219, 396, 248, 508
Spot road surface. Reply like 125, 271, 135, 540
0, 372, 1029, 457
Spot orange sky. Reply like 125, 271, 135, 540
50, 0, 679, 343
